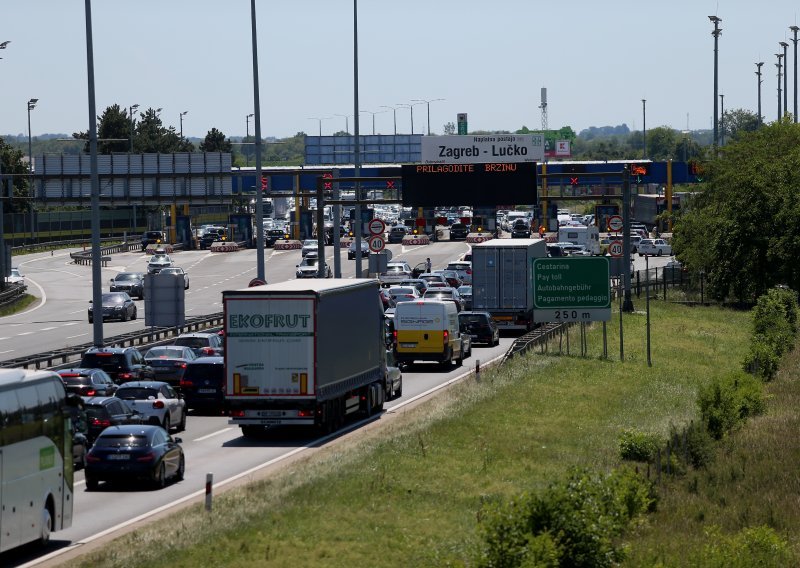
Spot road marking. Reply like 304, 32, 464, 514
193, 427, 233, 442
67, 333, 89, 339
39, 327, 57, 331
0, 350, 13, 354
17, 332, 34, 336
63, 322, 80, 327
68, 309, 85, 315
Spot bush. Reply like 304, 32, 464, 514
742, 335, 781, 381
476, 468, 656, 568
692, 525, 794, 567
751, 287, 798, 357
698, 372, 766, 440
618, 429, 662, 462
682, 421, 716, 468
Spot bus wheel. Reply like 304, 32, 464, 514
39, 504, 53, 546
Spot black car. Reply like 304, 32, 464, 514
387, 226, 408, 244
511, 219, 531, 239
144, 346, 197, 386
200, 227, 227, 250
458, 311, 500, 346
84, 424, 184, 490
449, 223, 469, 240
265, 228, 287, 247
173, 332, 224, 357
82, 396, 144, 445
80, 346, 156, 383
179, 356, 225, 413
141, 231, 166, 251
58, 368, 118, 397
109, 272, 145, 300
88, 292, 137, 323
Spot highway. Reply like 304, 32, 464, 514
1, 238, 672, 567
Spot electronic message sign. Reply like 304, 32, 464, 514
401, 162, 537, 207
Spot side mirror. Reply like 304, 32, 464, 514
174, 437, 183, 444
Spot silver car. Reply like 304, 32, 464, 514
147, 253, 174, 274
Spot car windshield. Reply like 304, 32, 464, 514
160, 268, 181, 275
116, 387, 160, 400
94, 434, 148, 448
146, 347, 188, 359
174, 337, 211, 348
458, 286, 472, 294
60, 375, 90, 385
184, 364, 222, 381
387, 266, 406, 273
81, 354, 124, 369
102, 293, 127, 304
301, 258, 319, 267
115, 273, 139, 282
389, 287, 415, 295
150, 255, 168, 262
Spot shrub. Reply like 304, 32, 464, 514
751, 287, 797, 357
476, 468, 656, 568
698, 372, 766, 440
682, 421, 716, 468
742, 335, 781, 381
618, 429, 662, 462
692, 525, 794, 567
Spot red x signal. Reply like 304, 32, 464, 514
322, 172, 333, 190
386, 180, 395, 189
261, 176, 268, 191
570, 177, 579, 185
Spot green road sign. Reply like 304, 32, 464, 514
532, 257, 611, 322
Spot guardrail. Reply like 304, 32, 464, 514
69, 242, 141, 265
0, 312, 224, 370
0, 283, 27, 307
12, 237, 124, 255
502, 322, 568, 363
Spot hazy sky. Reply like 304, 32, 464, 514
2, 1, 799, 140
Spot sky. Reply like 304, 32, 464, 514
2, 1, 799, 141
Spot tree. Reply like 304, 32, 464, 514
73, 105, 194, 153
199, 128, 231, 153
645, 126, 679, 160
721, 108, 759, 142
0, 136, 32, 213
443, 122, 456, 135
671, 121, 800, 301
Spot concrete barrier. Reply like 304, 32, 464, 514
401, 235, 430, 246
210, 242, 239, 253
145, 244, 174, 254
466, 233, 494, 244
274, 240, 302, 251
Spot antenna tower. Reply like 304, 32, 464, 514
539, 87, 548, 131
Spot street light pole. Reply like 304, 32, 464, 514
411, 98, 445, 135
756, 62, 764, 126
246, 113, 254, 166
781, 41, 789, 116
641, 99, 646, 158
128, 103, 139, 152
396, 103, 421, 135
334, 114, 350, 134
27, 98, 38, 244
307, 117, 326, 137
359, 110, 384, 135
709, 15, 722, 149
250, 0, 266, 282
777, 52, 784, 120
719, 94, 725, 145
179, 110, 188, 140
791, 26, 799, 122
380, 105, 398, 135
353, 0, 363, 278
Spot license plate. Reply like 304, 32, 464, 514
259, 410, 282, 417
107, 454, 130, 460
259, 419, 280, 425
400, 343, 416, 348
155, 368, 170, 373
470, 334, 478, 339
198, 389, 216, 394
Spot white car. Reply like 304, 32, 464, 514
159, 267, 190, 289
638, 238, 672, 257
379, 262, 413, 285
5, 267, 24, 285
147, 253, 174, 274
113, 381, 186, 432
296, 254, 332, 278
445, 260, 472, 284
301, 239, 319, 258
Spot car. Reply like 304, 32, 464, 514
199, 227, 227, 250
144, 346, 198, 386
458, 311, 500, 346
387, 286, 420, 304
82, 396, 144, 445
80, 346, 156, 383
147, 253, 174, 274
385, 349, 403, 400
88, 292, 137, 323
387, 225, 408, 243
446, 261, 472, 285
179, 356, 225, 414
296, 254, 332, 278
435, 269, 464, 288
418, 272, 448, 287
379, 261, 413, 285
457, 285, 473, 310
301, 239, 319, 258
265, 228, 287, 247
511, 219, 532, 238
449, 223, 469, 240
460, 332, 472, 360
84, 424, 184, 491
379, 289, 396, 310
58, 368, 118, 397
630, 223, 648, 238
629, 234, 642, 253
664, 257, 686, 271
109, 271, 145, 299
173, 332, 224, 357
348, 240, 369, 259
140, 230, 166, 251
638, 238, 673, 257
423, 287, 465, 311
158, 267, 190, 289
5, 267, 24, 285
114, 381, 187, 432
396, 279, 429, 296
563, 244, 592, 256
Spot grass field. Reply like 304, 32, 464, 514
65, 299, 799, 567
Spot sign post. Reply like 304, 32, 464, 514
457, 113, 468, 135
532, 257, 611, 322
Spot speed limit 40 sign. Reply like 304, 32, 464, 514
368, 235, 386, 252
608, 239, 623, 257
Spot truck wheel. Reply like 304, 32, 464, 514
241, 426, 261, 438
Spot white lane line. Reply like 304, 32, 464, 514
17, 332, 34, 336
193, 427, 233, 442
0, 337, 9, 341
68, 309, 85, 315
39, 327, 57, 331
0, 350, 13, 354
63, 322, 80, 327
67, 333, 89, 339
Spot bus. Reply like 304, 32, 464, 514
0, 369, 76, 553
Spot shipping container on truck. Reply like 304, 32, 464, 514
223, 279, 388, 437
470, 239, 547, 331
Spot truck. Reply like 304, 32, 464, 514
470, 239, 547, 331
557, 224, 600, 255
223, 279, 388, 437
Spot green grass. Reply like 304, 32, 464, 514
0, 293, 37, 317
66, 300, 765, 568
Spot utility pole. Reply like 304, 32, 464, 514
709, 15, 722, 149
756, 62, 764, 126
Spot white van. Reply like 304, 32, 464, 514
393, 300, 463, 368
557, 225, 600, 255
